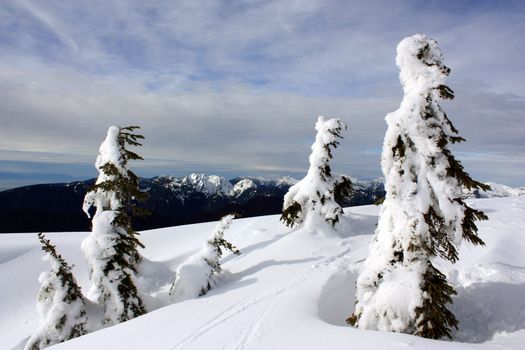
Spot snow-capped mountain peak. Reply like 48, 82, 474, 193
154, 173, 235, 197
275, 176, 299, 187
154, 174, 300, 198
232, 179, 257, 197
182, 173, 234, 196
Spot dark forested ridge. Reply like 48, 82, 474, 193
0, 174, 385, 233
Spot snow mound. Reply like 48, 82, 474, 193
317, 269, 358, 326
451, 282, 525, 343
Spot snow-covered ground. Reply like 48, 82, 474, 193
1, 197, 524, 349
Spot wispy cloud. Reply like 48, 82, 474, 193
16, 0, 79, 53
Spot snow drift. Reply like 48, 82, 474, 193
0, 197, 524, 349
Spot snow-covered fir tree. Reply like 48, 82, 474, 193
281, 116, 350, 231
82, 125, 148, 325
347, 34, 489, 339
170, 214, 240, 301
25, 233, 88, 350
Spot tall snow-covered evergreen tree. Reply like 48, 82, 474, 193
347, 34, 489, 339
170, 214, 240, 301
82, 125, 147, 325
25, 233, 88, 350
281, 116, 350, 231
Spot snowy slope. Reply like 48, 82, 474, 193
1, 197, 525, 349
468, 182, 525, 198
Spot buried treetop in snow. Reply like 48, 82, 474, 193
170, 214, 240, 301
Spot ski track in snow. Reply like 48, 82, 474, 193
227, 298, 275, 350
170, 275, 308, 350
171, 240, 349, 350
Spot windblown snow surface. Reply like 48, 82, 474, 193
1, 197, 525, 349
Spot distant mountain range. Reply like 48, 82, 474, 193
0, 173, 522, 233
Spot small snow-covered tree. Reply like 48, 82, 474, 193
25, 233, 88, 350
347, 34, 489, 339
82, 125, 147, 325
281, 116, 350, 230
170, 214, 240, 301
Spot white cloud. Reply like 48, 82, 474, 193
0, 0, 523, 186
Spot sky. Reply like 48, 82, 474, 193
0, 0, 524, 190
